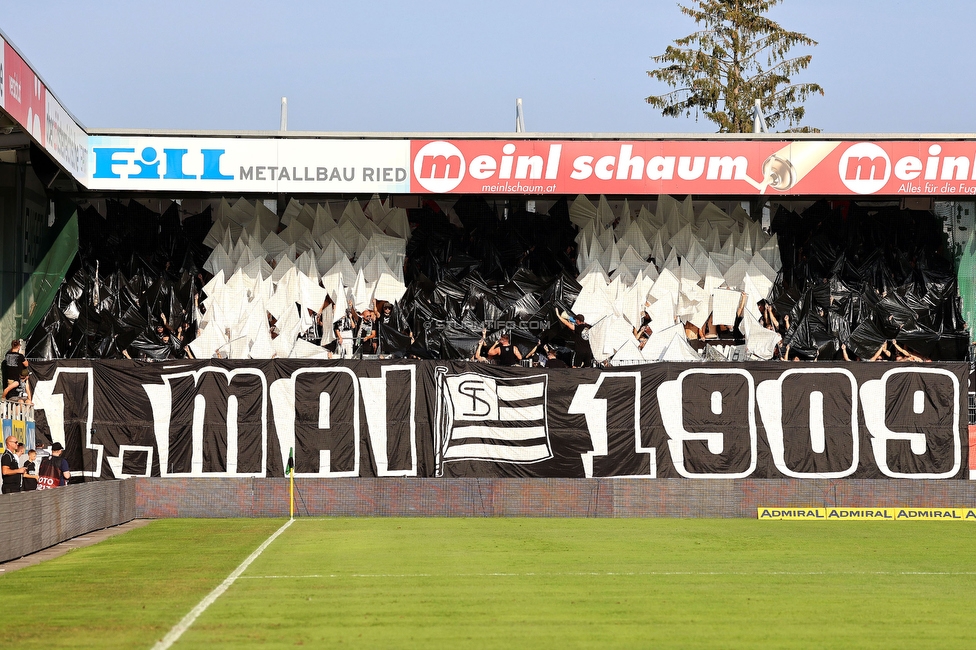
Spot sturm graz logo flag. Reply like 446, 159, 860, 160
434, 367, 552, 476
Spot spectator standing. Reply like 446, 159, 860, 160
473, 329, 491, 362
2, 340, 31, 402
37, 442, 70, 489
300, 307, 323, 345
488, 334, 522, 366
1, 435, 25, 493
357, 309, 378, 355
542, 346, 569, 368
34, 443, 51, 462
378, 302, 394, 328
22, 449, 38, 491
376, 302, 407, 355
557, 312, 593, 368
334, 303, 357, 359
317, 296, 336, 351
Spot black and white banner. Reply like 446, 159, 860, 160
28, 360, 969, 480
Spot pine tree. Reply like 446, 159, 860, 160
646, 0, 823, 133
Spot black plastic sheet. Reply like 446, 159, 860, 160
27, 200, 210, 360
771, 201, 967, 361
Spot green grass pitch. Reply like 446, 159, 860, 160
2, 517, 975, 649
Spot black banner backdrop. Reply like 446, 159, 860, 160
27, 361, 969, 480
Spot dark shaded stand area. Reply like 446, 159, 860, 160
27, 201, 213, 360
771, 200, 968, 362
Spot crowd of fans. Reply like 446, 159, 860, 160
0, 437, 70, 495
41, 268, 944, 368
458, 294, 933, 368
104, 269, 939, 366
1, 339, 72, 494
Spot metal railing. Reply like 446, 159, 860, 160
1, 400, 36, 451
1, 399, 34, 422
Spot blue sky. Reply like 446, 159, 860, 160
4, 0, 974, 133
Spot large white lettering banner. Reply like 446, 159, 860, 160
27, 360, 969, 480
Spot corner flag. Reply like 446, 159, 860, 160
287, 446, 295, 519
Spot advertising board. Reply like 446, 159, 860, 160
2, 38, 45, 144
0, 33, 89, 182
410, 139, 976, 197
87, 136, 411, 193
0, 33, 5, 109
45, 92, 87, 180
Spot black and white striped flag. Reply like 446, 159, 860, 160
435, 369, 551, 475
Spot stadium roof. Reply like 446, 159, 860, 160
89, 129, 976, 141
4, 27, 976, 197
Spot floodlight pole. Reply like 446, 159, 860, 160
516, 98, 525, 133
753, 99, 768, 134
748, 100, 771, 224
279, 97, 289, 219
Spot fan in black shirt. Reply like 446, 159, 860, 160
557, 312, 593, 367
1, 435, 25, 493
2, 340, 31, 402
543, 346, 569, 368
488, 334, 522, 366
22, 450, 38, 491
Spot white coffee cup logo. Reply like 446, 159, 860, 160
838, 143, 890, 195
414, 141, 466, 193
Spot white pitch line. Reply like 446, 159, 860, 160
239, 569, 976, 579
153, 519, 295, 650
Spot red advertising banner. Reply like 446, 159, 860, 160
2, 40, 46, 145
410, 139, 976, 197
970, 425, 976, 474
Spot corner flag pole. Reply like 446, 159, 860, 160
287, 447, 295, 520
